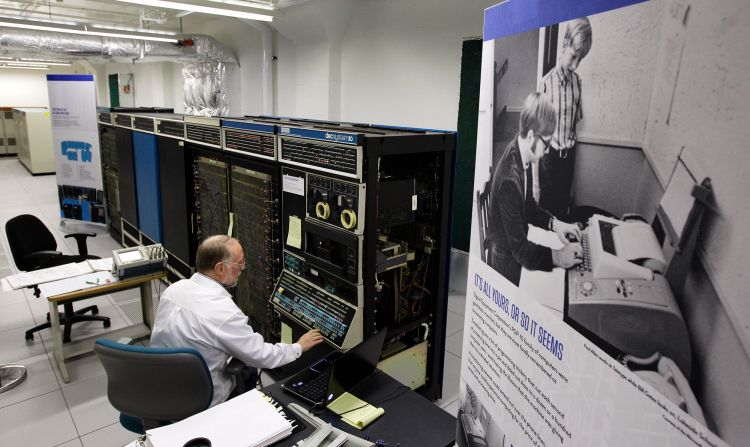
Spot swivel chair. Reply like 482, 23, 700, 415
5, 214, 110, 342
0, 363, 27, 394
94, 339, 215, 434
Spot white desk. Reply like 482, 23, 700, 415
39, 271, 165, 383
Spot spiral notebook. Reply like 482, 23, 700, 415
145, 389, 296, 447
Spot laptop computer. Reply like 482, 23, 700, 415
281, 329, 387, 406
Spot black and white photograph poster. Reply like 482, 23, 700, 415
462, 0, 750, 445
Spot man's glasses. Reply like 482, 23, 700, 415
538, 136, 553, 153
223, 259, 246, 269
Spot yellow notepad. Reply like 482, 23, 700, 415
327, 392, 385, 429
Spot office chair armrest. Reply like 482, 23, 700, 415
23, 250, 63, 269
226, 357, 252, 396
226, 357, 246, 376
64, 233, 97, 257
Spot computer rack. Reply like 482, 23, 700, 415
96, 112, 456, 401
269, 119, 455, 400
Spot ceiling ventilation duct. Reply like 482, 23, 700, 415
0, 27, 238, 116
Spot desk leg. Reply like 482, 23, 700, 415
140, 280, 155, 330
48, 301, 70, 383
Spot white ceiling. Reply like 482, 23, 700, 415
0, 0, 290, 33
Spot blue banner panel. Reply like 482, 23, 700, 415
484, 0, 647, 41
132, 131, 162, 242
279, 127, 361, 145
46, 74, 95, 82
220, 120, 276, 134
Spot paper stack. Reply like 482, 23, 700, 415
146, 389, 294, 447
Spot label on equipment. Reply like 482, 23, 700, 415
283, 174, 305, 196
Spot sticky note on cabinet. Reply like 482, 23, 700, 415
286, 215, 302, 249
281, 322, 293, 344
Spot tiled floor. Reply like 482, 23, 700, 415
0, 157, 468, 446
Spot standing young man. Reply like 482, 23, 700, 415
538, 17, 593, 219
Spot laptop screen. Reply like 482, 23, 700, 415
326, 329, 388, 401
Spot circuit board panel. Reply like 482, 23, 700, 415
193, 155, 229, 243
231, 165, 278, 338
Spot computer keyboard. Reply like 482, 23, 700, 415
289, 368, 332, 403
575, 233, 592, 273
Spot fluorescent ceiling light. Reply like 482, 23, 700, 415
10, 60, 72, 67
0, 65, 49, 70
7, 62, 49, 67
115, 0, 273, 21
207, 0, 275, 11
0, 14, 78, 26
21, 58, 71, 63
90, 24, 177, 36
0, 18, 179, 43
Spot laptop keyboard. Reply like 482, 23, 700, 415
289, 367, 333, 403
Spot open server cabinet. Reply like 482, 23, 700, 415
270, 120, 455, 400
188, 116, 283, 338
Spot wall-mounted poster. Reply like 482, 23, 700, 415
460, 0, 750, 446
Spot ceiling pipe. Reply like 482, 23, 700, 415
0, 26, 237, 65
0, 26, 238, 116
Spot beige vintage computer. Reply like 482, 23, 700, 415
565, 159, 712, 423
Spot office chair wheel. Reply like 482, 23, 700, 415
25, 332, 34, 341
92, 307, 99, 315
46, 312, 50, 322
104, 320, 111, 328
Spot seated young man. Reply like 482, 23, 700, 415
485, 92, 583, 286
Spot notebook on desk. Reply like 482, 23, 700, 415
281, 329, 387, 406
145, 389, 295, 447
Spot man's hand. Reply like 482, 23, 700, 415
552, 242, 583, 269
553, 218, 581, 244
297, 329, 325, 352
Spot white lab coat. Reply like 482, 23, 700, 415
150, 273, 301, 406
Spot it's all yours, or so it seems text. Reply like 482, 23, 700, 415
468, 274, 572, 446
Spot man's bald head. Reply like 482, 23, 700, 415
195, 235, 240, 274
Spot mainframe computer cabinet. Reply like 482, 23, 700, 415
1, 107, 19, 155
14, 107, 54, 174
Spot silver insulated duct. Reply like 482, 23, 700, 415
0, 27, 239, 116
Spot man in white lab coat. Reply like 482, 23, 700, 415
150, 235, 324, 406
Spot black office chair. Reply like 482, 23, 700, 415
94, 339, 215, 434
5, 214, 110, 342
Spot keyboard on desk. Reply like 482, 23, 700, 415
575, 233, 592, 273
287, 365, 333, 403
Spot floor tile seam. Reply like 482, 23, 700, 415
446, 309, 464, 337
445, 342, 463, 359
54, 437, 83, 447
111, 299, 137, 323
58, 378, 86, 440
0, 387, 61, 411
438, 397, 457, 409
0, 301, 36, 334
1, 348, 58, 366
79, 421, 127, 440
44, 351, 108, 389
